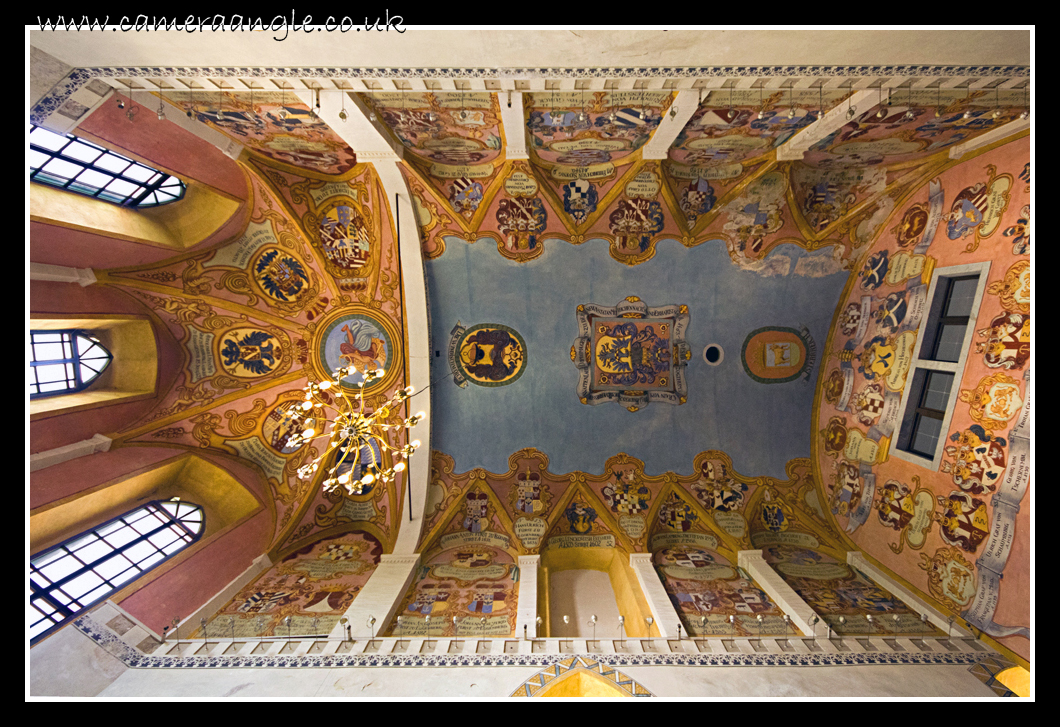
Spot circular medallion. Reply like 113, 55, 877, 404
314, 309, 402, 393
449, 323, 527, 388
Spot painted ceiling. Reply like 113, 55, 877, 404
29, 44, 1030, 665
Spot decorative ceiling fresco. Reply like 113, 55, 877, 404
192, 531, 382, 640
89, 145, 415, 560
801, 89, 1028, 170
813, 135, 1030, 660
168, 91, 358, 176
30, 65, 1030, 670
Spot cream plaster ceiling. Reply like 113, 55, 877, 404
30, 28, 1030, 70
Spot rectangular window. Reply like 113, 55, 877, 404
891, 263, 990, 467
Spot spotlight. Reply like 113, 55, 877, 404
903, 109, 915, 121
787, 106, 796, 119
639, 108, 646, 120
1020, 109, 1029, 120
846, 106, 856, 120
369, 111, 377, 122
992, 109, 1002, 119
186, 109, 193, 119
117, 98, 125, 109
876, 107, 886, 119
338, 108, 348, 122
963, 109, 973, 119
935, 108, 942, 118
577, 111, 586, 123
758, 110, 765, 120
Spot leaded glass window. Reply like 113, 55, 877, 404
29, 500, 204, 643
29, 330, 112, 398
29, 125, 185, 207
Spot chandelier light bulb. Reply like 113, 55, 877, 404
394, 462, 406, 472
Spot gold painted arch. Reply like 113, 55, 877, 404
511, 656, 653, 698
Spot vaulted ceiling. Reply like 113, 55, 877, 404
29, 28, 1031, 662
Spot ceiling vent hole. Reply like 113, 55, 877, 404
704, 344, 724, 366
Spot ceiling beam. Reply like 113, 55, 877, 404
500, 91, 528, 160
776, 89, 878, 161
641, 90, 699, 160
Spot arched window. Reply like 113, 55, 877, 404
29, 124, 185, 208
29, 500, 204, 643
29, 329, 113, 399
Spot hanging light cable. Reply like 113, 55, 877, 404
155, 80, 166, 121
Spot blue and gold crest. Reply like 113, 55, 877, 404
562, 179, 598, 225
219, 328, 279, 377
253, 247, 309, 302
565, 501, 597, 534
659, 494, 698, 532
759, 490, 793, 533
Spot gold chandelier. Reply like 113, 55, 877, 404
284, 366, 424, 496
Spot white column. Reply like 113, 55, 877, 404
776, 89, 878, 160
738, 550, 822, 637
500, 91, 529, 160
306, 88, 430, 554
948, 118, 1030, 160
629, 553, 683, 638
516, 555, 540, 638
330, 553, 421, 639
846, 552, 973, 637
29, 262, 97, 287
641, 89, 700, 160
30, 433, 112, 472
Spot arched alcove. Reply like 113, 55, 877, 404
538, 546, 653, 638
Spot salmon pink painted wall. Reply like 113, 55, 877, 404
30, 446, 182, 510
29, 197, 248, 269
77, 93, 248, 200
116, 508, 273, 634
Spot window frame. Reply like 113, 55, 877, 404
889, 261, 992, 468
29, 124, 186, 208
29, 500, 204, 644
29, 329, 113, 400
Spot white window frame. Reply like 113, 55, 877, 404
888, 261, 992, 469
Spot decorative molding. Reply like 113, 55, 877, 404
73, 614, 996, 670
31, 65, 1029, 127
